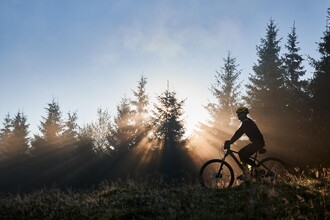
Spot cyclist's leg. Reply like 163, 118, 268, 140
238, 143, 261, 167
236, 143, 256, 180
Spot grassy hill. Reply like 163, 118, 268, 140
0, 170, 329, 220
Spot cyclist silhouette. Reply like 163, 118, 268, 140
225, 107, 265, 179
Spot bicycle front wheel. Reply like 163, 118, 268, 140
199, 159, 234, 189
258, 157, 288, 182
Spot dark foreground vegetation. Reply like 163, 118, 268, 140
0, 169, 329, 220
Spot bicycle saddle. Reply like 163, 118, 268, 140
258, 148, 266, 154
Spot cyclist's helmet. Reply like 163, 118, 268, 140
236, 107, 249, 115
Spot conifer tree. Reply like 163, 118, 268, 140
153, 87, 185, 148
61, 111, 79, 157
282, 22, 307, 117
0, 114, 12, 157
130, 75, 151, 146
308, 8, 330, 162
41, 99, 63, 144
9, 111, 30, 158
32, 99, 64, 155
111, 96, 135, 151
131, 76, 149, 120
310, 8, 330, 118
245, 19, 285, 123
206, 52, 242, 129
62, 112, 79, 144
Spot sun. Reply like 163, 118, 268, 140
183, 100, 209, 137
146, 72, 211, 138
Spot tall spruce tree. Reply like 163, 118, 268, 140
9, 111, 30, 158
153, 87, 185, 148
62, 111, 79, 143
131, 76, 149, 122
61, 111, 79, 157
245, 19, 285, 125
308, 8, 330, 163
279, 22, 311, 162
310, 8, 330, 118
130, 75, 151, 146
282, 22, 307, 117
32, 99, 64, 154
111, 96, 135, 151
0, 114, 12, 157
206, 52, 242, 129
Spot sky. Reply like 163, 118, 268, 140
0, 0, 328, 136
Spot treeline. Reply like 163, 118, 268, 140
0, 75, 197, 192
1, 9, 330, 191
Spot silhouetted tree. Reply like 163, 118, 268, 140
206, 52, 242, 129
310, 8, 330, 118
61, 111, 80, 161
0, 114, 12, 158
130, 75, 151, 147
62, 112, 79, 143
0, 111, 29, 159
28, 99, 66, 186
308, 8, 330, 163
245, 19, 285, 128
153, 87, 185, 148
152, 87, 197, 179
277, 22, 312, 162
8, 111, 30, 159
0, 112, 30, 191
282, 22, 308, 117
110, 96, 135, 152
32, 99, 64, 155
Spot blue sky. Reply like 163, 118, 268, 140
0, 0, 328, 135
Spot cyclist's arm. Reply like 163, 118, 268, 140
229, 124, 244, 144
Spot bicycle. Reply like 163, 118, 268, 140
199, 143, 287, 189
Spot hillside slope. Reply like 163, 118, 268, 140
0, 172, 329, 219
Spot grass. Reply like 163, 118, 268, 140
0, 170, 329, 220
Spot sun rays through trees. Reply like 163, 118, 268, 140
1, 9, 330, 191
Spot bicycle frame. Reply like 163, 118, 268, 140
219, 147, 261, 175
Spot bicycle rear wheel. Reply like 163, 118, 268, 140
258, 157, 288, 182
199, 159, 234, 189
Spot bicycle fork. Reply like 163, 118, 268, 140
216, 152, 230, 178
